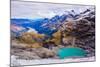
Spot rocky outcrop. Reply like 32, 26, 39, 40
11, 40, 56, 60
60, 16, 95, 57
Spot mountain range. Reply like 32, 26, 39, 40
11, 8, 95, 37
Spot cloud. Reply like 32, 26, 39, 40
11, 1, 94, 19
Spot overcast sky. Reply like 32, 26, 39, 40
11, 1, 94, 19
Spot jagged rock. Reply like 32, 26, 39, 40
62, 36, 75, 46
16, 51, 41, 60
59, 13, 95, 56
11, 47, 41, 60
35, 48, 56, 58
42, 42, 56, 49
